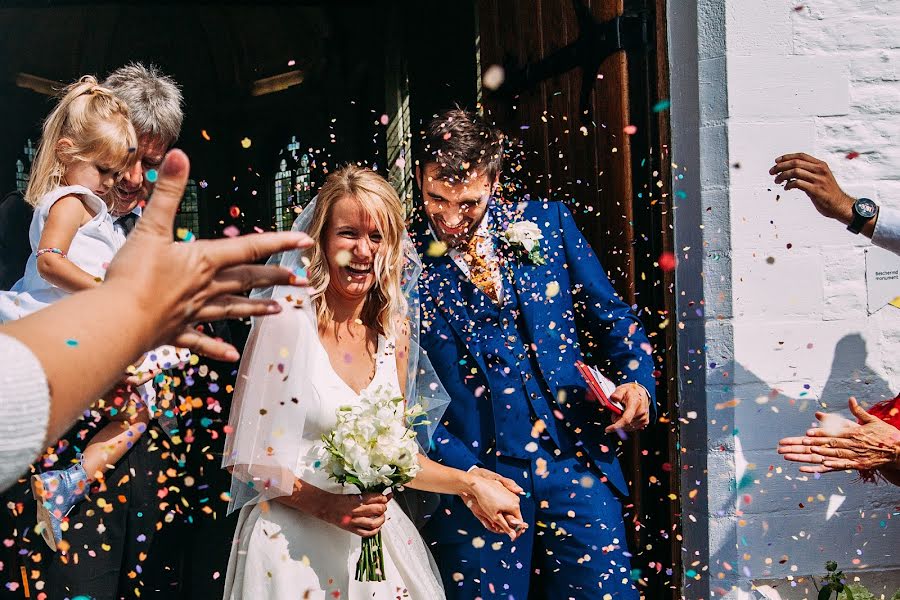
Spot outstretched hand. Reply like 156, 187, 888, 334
104, 149, 313, 361
769, 153, 856, 225
778, 398, 900, 473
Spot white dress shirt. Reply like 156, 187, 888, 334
113, 205, 142, 237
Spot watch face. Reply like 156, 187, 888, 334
856, 198, 877, 219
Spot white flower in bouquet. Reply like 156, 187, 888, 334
320, 385, 427, 581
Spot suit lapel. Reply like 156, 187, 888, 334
491, 202, 564, 387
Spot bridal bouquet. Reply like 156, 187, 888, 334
320, 386, 427, 582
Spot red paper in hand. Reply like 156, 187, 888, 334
575, 361, 625, 416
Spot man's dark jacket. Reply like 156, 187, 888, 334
0, 191, 33, 290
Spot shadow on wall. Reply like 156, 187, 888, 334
701, 333, 900, 599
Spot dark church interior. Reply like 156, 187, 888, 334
0, 2, 479, 239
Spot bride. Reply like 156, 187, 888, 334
222, 165, 524, 600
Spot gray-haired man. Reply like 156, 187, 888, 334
104, 63, 183, 226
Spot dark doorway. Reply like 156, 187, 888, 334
0, 1, 678, 597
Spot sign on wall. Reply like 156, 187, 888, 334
865, 246, 900, 313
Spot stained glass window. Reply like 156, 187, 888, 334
273, 136, 313, 231
175, 179, 200, 235
15, 139, 36, 192
274, 158, 292, 231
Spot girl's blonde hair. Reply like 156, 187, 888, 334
305, 165, 408, 339
25, 75, 138, 207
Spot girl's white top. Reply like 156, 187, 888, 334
0, 185, 124, 322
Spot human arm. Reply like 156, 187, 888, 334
768, 153, 900, 254
406, 453, 525, 539
0, 149, 312, 448
0, 333, 51, 492
557, 203, 656, 427
396, 317, 484, 472
36, 194, 103, 292
394, 320, 524, 537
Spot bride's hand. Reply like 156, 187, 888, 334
463, 478, 525, 540
318, 492, 390, 538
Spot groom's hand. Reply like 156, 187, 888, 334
605, 383, 650, 433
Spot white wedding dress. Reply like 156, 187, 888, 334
223, 309, 445, 600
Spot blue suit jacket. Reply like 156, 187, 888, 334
413, 199, 656, 498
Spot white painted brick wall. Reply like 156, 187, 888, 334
672, 0, 900, 598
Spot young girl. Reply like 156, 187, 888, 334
0, 75, 190, 552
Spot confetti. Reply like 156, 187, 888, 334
826, 494, 845, 520
335, 250, 352, 266
658, 252, 676, 272
201, 129, 211, 141
240, 137, 252, 149
427, 240, 448, 257
482, 64, 505, 90
145, 169, 158, 183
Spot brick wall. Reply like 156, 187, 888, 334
670, 0, 900, 598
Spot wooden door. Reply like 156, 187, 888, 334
477, 0, 679, 597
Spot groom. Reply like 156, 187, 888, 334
411, 109, 655, 599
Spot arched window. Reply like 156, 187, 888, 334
273, 136, 313, 231
15, 139, 36, 192
15, 160, 26, 193
274, 158, 293, 232
175, 179, 200, 235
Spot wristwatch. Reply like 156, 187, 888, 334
847, 197, 878, 234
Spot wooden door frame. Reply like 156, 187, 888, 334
623, 0, 681, 597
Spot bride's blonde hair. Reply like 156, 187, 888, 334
304, 165, 408, 338
25, 75, 138, 207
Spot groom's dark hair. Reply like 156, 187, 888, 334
416, 107, 504, 183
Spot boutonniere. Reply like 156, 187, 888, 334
502, 220, 545, 265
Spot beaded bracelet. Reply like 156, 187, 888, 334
36, 248, 67, 259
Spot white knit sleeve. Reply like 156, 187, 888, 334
872, 206, 900, 257
0, 333, 49, 492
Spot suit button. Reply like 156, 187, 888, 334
530, 393, 537, 399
